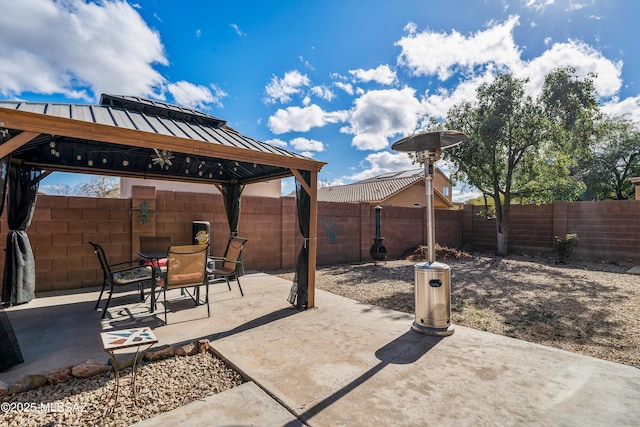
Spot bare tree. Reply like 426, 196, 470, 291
73, 176, 120, 198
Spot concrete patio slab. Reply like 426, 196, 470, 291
2, 272, 639, 426
627, 265, 640, 275
131, 382, 301, 426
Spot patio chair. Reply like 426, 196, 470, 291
160, 244, 210, 324
207, 237, 248, 296
89, 242, 155, 319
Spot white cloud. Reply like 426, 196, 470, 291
0, 0, 167, 100
420, 70, 496, 119
167, 81, 227, 110
601, 96, 640, 125
525, 0, 555, 12
311, 85, 336, 101
396, 15, 522, 81
334, 81, 354, 95
264, 70, 310, 104
453, 188, 482, 203
349, 64, 397, 85
341, 87, 424, 150
230, 23, 246, 37
290, 137, 325, 152
395, 17, 624, 116
268, 104, 349, 134
299, 56, 314, 70
320, 178, 347, 187
518, 40, 623, 98
346, 151, 416, 182
264, 138, 288, 148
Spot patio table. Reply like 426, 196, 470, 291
100, 327, 158, 415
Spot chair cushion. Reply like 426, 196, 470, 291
112, 266, 152, 285
142, 258, 168, 271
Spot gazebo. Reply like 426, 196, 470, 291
0, 95, 325, 369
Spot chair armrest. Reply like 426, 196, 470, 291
110, 259, 144, 268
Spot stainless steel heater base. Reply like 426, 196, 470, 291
411, 322, 455, 336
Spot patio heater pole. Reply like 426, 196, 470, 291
424, 157, 435, 263
392, 131, 466, 336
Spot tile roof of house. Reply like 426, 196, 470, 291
317, 168, 451, 205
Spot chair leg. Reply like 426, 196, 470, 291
206, 283, 210, 318
163, 287, 168, 325
95, 283, 107, 310
236, 275, 244, 297
101, 285, 115, 319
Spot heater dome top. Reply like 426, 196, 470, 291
392, 130, 467, 153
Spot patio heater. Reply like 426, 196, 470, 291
392, 130, 467, 336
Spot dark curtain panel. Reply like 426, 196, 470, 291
288, 170, 310, 309
2, 164, 41, 306
221, 183, 243, 236
0, 154, 24, 371
221, 182, 244, 275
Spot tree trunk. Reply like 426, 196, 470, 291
494, 194, 510, 256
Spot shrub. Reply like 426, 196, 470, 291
554, 233, 579, 263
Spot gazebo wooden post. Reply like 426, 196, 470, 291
307, 170, 318, 308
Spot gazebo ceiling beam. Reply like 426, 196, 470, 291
0, 130, 40, 158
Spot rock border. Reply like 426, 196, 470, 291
1, 339, 211, 397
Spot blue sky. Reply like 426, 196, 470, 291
1, 0, 638, 200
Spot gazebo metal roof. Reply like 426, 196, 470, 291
0, 94, 324, 185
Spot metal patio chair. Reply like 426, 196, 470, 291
160, 244, 210, 324
89, 242, 155, 319
207, 237, 249, 296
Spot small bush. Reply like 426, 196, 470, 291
404, 244, 472, 261
554, 233, 579, 263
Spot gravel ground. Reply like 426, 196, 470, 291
278, 250, 640, 367
1, 351, 245, 427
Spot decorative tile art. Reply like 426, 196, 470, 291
100, 327, 158, 351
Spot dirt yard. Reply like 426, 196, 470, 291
277, 250, 640, 367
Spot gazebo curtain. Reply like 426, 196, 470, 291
221, 182, 243, 237
0, 155, 24, 371
2, 163, 41, 307
221, 182, 244, 275
288, 170, 310, 310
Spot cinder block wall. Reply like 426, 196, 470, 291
0, 188, 636, 296
462, 200, 640, 263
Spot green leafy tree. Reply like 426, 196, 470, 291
583, 115, 640, 200
444, 68, 598, 255
73, 175, 120, 198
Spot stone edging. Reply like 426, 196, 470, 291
0, 339, 211, 397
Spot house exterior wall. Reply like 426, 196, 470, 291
120, 177, 281, 198
0, 188, 637, 296
632, 177, 640, 200
384, 182, 452, 209
435, 170, 452, 203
